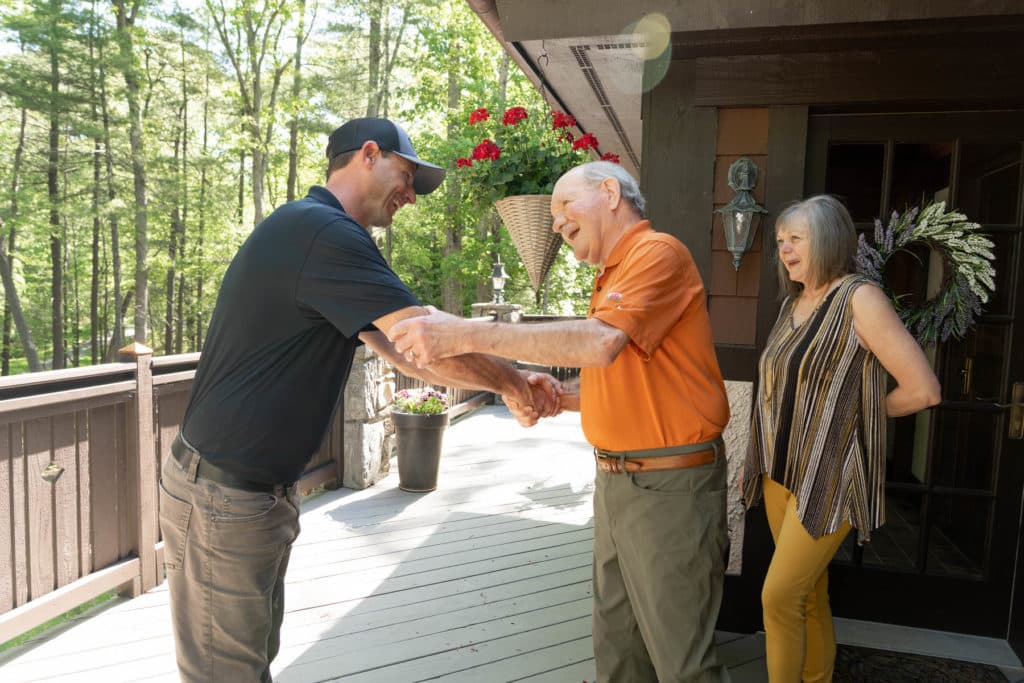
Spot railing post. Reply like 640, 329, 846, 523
119, 342, 159, 594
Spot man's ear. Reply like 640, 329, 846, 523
361, 140, 380, 167
602, 177, 622, 209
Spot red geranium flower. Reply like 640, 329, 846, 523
600, 152, 621, 164
572, 133, 599, 151
471, 139, 501, 161
469, 108, 489, 125
452, 103, 599, 202
551, 111, 576, 129
502, 106, 528, 126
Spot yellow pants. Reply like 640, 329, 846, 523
761, 476, 851, 683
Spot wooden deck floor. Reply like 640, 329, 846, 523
1, 407, 607, 682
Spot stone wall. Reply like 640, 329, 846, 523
723, 380, 752, 575
342, 345, 396, 489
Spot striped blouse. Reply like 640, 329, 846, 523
743, 275, 888, 542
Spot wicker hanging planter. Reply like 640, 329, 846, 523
494, 194, 562, 291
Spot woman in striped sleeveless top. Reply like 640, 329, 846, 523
742, 195, 941, 682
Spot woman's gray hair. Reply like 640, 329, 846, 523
775, 195, 858, 299
575, 161, 646, 215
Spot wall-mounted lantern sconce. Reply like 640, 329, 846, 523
491, 255, 509, 304
716, 157, 768, 270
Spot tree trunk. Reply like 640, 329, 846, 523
441, 38, 462, 314
1, 104, 40, 373
194, 44, 211, 349
88, 10, 101, 365
237, 149, 246, 227
0, 234, 42, 372
63, 149, 80, 367
98, 36, 123, 357
286, 0, 307, 202
48, 20, 64, 369
113, 0, 149, 345
175, 36, 189, 354
3, 105, 30, 374
366, 0, 382, 117
166, 108, 184, 354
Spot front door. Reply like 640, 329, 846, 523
805, 111, 1024, 642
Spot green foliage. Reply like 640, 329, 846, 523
393, 386, 448, 414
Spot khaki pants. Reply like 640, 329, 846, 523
592, 450, 731, 683
761, 476, 851, 683
159, 450, 301, 683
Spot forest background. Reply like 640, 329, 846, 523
0, 0, 594, 375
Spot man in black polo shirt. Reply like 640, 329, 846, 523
159, 117, 555, 682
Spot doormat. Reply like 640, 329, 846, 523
834, 644, 1010, 683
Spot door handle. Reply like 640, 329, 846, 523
1004, 382, 1024, 440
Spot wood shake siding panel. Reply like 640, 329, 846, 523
709, 109, 770, 353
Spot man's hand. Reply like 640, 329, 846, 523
504, 373, 564, 427
388, 305, 467, 367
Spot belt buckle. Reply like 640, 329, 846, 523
594, 448, 627, 474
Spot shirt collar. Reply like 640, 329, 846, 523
602, 220, 653, 272
307, 186, 344, 212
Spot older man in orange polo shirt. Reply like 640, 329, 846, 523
389, 161, 731, 683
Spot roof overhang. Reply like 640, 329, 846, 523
467, 0, 1024, 176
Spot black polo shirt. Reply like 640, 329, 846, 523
181, 186, 419, 484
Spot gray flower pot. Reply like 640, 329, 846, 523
393, 411, 450, 492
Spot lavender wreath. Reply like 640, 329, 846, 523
854, 202, 996, 347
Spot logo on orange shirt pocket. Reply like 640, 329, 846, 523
606, 292, 623, 301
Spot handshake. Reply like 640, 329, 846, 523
503, 371, 575, 428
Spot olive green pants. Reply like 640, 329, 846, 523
592, 451, 731, 682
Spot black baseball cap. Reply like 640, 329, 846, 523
326, 118, 446, 195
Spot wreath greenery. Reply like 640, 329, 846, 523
854, 201, 996, 347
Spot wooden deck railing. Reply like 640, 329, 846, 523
0, 345, 347, 644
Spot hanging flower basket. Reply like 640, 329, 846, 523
495, 194, 563, 291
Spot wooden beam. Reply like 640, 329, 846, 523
693, 46, 1024, 107
494, 0, 1023, 42
642, 60, 717, 288
0, 558, 139, 643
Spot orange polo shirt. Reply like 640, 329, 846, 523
580, 220, 729, 451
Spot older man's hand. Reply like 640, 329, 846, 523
524, 371, 563, 418
504, 373, 563, 427
388, 306, 465, 367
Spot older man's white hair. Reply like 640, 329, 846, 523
574, 161, 646, 216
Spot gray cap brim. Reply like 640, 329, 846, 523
393, 152, 446, 195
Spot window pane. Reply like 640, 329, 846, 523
938, 321, 1008, 403
930, 409, 999, 491
926, 495, 990, 579
976, 232, 1016, 316
885, 412, 933, 486
958, 143, 1021, 225
825, 144, 884, 222
862, 490, 922, 573
889, 143, 952, 215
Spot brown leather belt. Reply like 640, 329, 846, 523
594, 437, 723, 474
